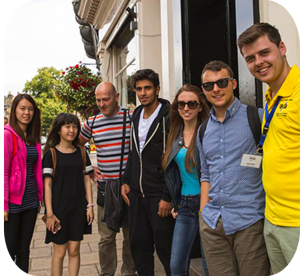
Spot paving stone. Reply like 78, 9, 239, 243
31, 257, 52, 270
29, 270, 51, 276
33, 239, 50, 248
80, 243, 91, 253
81, 234, 100, 243
36, 224, 47, 232
62, 264, 99, 276
32, 231, 48, 240
80, 252, 99, 265
30, 247, 52, 258
88, 242, 99, 252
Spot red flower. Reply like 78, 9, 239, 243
75, 64, 79, 69
62, 71, 65, 75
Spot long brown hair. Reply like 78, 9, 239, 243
9, 94, 41, 145
162, 84, 209, 172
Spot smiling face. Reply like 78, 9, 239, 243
15, 99, 34, 128
241, 35, 287, 86
135, 79, 160, 107
202, 68, 237, 113
59, 123, 78, 143
177, 91, 202, 123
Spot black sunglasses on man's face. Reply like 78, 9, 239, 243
202, 78, 233, 92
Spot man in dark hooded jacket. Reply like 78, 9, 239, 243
121, 69, 175, 276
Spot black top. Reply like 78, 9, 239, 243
42, 147, 94, 244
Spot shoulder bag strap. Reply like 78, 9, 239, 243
119, 109, 127, 181
86, 112, 100, 136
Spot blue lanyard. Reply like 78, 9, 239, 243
257, 96, 281, 151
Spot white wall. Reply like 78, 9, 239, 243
260, 0, 300, 99
136, 0, 162, 82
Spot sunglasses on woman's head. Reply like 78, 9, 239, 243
202, 78, 233, 92
177, 101, 200, 110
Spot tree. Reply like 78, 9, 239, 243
23, 67, 62, 98
23, 67, 67, 134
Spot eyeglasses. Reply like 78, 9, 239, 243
177, 101, 200, 110
202, 78, 233, 91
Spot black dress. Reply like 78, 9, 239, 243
42, 147, 93, 244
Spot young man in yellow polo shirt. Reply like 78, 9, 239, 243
237, 23, 300, 274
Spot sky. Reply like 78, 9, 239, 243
1, 0, 96, 96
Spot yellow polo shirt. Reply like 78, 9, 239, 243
262, 65, 300, 227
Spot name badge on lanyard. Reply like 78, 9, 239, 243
240, 154, 262, 168
256, 96, 282, 153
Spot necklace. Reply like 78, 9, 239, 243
179, 137, 188, 148
182, 129, 194, 148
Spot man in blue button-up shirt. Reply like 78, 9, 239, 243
197, 61, 269, 276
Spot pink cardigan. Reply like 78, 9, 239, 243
4, 125, 43, 212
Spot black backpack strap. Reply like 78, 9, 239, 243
247, 105, 261, 146
199, 118, 209, 145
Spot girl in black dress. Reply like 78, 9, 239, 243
42, 113, 94, 276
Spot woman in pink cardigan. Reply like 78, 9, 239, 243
4, 94, 43, 273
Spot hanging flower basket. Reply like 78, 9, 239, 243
56, 62, 101, 118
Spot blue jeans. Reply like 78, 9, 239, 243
170, 195, 209, 276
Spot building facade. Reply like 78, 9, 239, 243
4, 92, 14, 118
75, 0, 300, 108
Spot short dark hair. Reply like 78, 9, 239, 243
201, 61, 234, 83
237, 23, 282, 54
131, 69, 160, 89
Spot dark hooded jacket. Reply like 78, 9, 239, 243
121, 98, 171, 201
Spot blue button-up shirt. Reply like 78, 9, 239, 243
197, 97, 265, 235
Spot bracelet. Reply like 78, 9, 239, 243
87, 203, 94, 208
47, 214, 55, 219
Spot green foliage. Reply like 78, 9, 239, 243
34, 94, 67, 135
127, 74, 136, 106
56, 62, 101, 118
23, 67, 67, 134
23, 67, 61, 98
